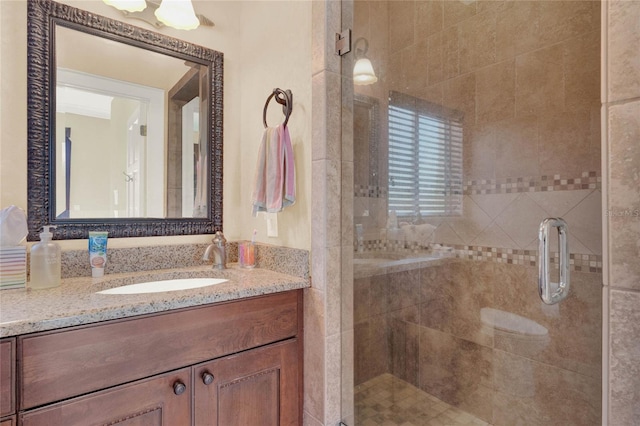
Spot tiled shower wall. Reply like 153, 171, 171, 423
353, 0, 602, 257
354, 259, 602, 425
603, 0, 640, 424
349, 1, 606, 424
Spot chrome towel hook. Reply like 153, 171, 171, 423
263, 88, 293, 128
538, 217, 570, 305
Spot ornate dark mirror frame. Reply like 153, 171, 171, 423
27, 0, 223, 241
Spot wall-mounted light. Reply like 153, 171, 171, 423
353, 37, 378, 86
103, 0, 208, 31
103, 0, 147, 13
155, 0, 199, 31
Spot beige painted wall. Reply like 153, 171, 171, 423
0, 0, 311, 251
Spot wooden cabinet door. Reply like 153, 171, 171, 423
20, 368, 191, 426
0, 416, 16, 426
194, 339, 300, 426
0, 339, 15, 418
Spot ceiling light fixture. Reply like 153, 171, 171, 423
102, 0, 147, 13
353, 37, 378, 86
154, 0, 200, 31
104, 0, 210, 30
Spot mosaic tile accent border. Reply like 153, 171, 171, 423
356, 239, 603, 273
355, 184, 387, 198
355, 172, 601, 198
463, 171, 601, 195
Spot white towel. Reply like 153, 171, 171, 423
252, 124, 296, 216
401, 223, 436, 244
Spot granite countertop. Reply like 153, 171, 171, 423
0, 264, 309, 338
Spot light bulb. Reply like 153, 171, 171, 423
353, 57, 378, 85
155, 0, 200, 30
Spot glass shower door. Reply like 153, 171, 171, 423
343, 1, 603, 425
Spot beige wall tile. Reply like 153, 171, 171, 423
443, 0, 476, 29
476, 60, 515, 125
528, 189, 594, 219
354, 315, 390, 385
469, 193, 519, 219
564, 30, 601, 110
494, 115, 539, 178
325, 332, 342, 424
303, 411, 324, 426
608, 101, 640, 290
389, 311, 420, 386
607, 0, 640, 102
418, 326, 493, 422
416, 0, 443, 40
304, 288, 326, 421
315, 72, 343, 162
538, 109, 595, 177
463, 123, 496, 181
341, 247, 354, 333
325, 246, 343, 337
340, 329, 355, 421
515, 44, 565, 117
443, 72, 476, 124
493, 349, 601, 425
311, 0, 340, 76
341, 162, 354, 248
538, 0, 599, 47
470, 221, 517, 249
401, 40, 429, 95
458, 10, 497, 74
427, 32, 445, 85
493, 264, 602, 378
442, 25, 461, 80
388, 1, 415, 52
448, 196, 492, 244
563, 190, 603, 255
433, 222, 465, 246
609, 289, 640, 425
496, 1, 541, 61
494, 193, 549, 248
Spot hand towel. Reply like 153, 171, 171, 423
252, 124, 296, 216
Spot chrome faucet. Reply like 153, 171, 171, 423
203, 231, 227, 269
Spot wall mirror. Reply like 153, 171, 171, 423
27, 0, 223, 240
353, 94, 381, 190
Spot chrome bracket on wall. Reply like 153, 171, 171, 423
336, 29, 352, 56
538, 217, 570, 305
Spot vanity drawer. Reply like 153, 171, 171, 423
19, 290, 300, 409
0, 338, 15, 417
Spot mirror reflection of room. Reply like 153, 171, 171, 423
54, 25, 209, 220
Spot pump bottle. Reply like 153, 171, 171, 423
29, 225, 61, 290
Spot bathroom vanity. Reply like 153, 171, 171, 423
0, 266, 307, 425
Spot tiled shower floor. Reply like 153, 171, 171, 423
355, 374, 491, 426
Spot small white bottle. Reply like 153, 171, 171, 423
29, 225, 61, 290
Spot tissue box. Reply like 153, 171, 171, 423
0, 246, 27, 289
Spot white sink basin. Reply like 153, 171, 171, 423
97, 278, 228, 295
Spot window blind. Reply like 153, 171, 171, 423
388, 92, 463, 217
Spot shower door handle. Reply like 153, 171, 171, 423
538, 218, 570, 305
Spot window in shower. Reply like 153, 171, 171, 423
388, 91, 463, 217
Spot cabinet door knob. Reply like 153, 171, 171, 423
173, 381, 187, 395
202, 372, 215, 385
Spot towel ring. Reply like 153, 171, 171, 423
263, 88, 293, 128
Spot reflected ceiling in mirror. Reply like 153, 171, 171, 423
27, 0, 223, 240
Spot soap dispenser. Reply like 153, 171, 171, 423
29, 225, 61, 290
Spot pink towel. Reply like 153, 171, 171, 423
252, 124, 296, 216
